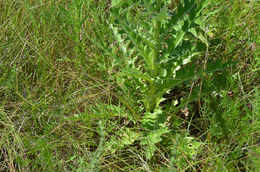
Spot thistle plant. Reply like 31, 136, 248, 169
110, 0, 209, 113
105, 0, 211, 159
94, 0, 231, 159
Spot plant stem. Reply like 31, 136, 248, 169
152, 0, 162, 78
148, 0, 162, 112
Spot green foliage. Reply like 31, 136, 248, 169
110, 0, 209, 112
108, 0, 235, 115
0, 0, 259, 171
106, 0, 236, 160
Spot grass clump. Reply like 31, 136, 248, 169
0, 0, 259, 171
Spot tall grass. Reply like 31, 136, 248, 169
0, 0, 113, 171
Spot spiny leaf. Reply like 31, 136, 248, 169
205, 59, 236, 73
117, 68, 154, 84
161, 0, 196, 39
111, 0, 123, 7
140, 127, 169, 160
152, 7, 169, 22
111, 8, 154, 60
120, 128, 139, 145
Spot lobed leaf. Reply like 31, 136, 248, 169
117, 68, 154, 84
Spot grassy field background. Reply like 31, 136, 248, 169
0, 0, 259, 171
